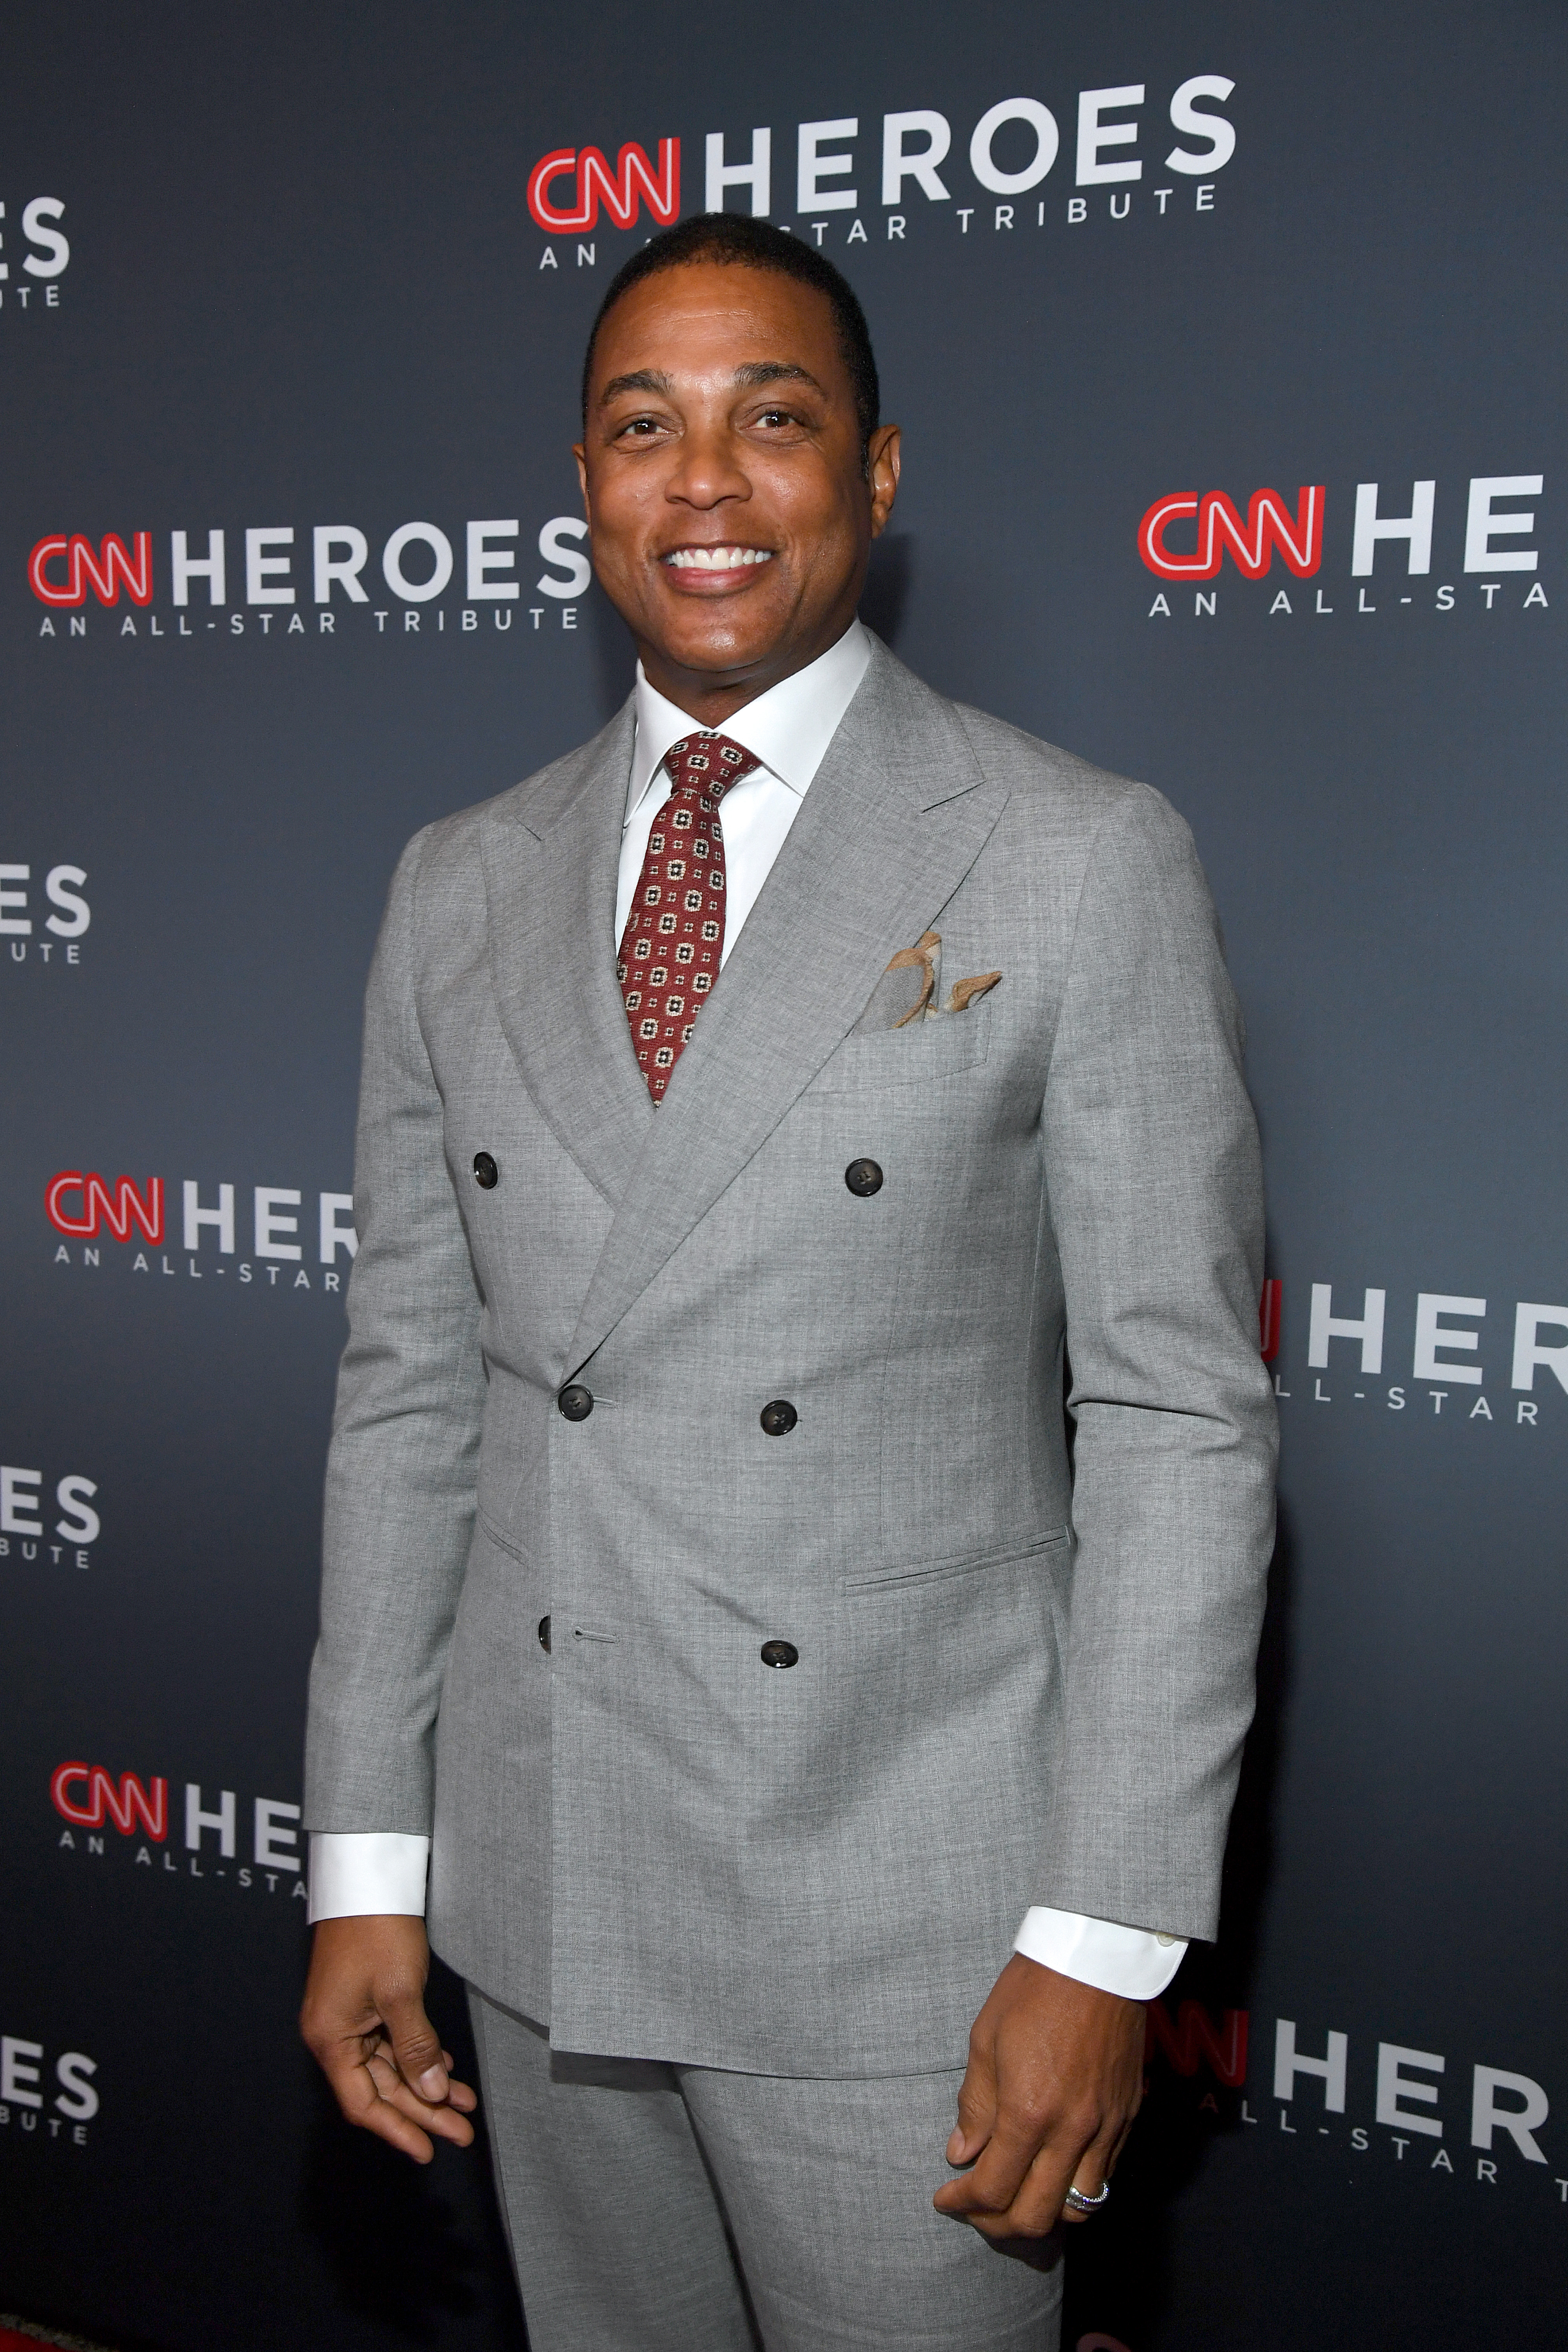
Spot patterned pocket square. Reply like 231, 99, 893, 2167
855, 932, 1002, 1031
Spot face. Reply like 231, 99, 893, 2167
575, 261, 900, 720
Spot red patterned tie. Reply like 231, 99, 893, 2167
618, 733, 762, 1100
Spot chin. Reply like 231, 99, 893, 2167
661, 619, 779, 675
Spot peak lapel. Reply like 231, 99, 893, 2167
563, 641, 1010, 1377
482, 702, 655, 1209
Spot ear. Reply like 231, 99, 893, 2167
573, 444, 590, 521
867, 424, 902, 537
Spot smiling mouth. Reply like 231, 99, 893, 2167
661, 545, 775, 572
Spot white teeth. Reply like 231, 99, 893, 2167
665, 546, 772, 570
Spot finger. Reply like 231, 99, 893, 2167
1065, 2101, 1136, 2215
369, 2051, 479, 2145
364, 2051, 479, 2147
437, 2054, 480, 2113
1056, 2114, 1124, 2228
951, 2114, 1095, 2242
945, 2037, 1000, 2166
383, 1987, 450, 2103
368, 2046, 479, 2116
938, 2142, 1064, 2234
940, 2091, 1123, 2240
935, 2099, 1058, 2221
1060, 2161, 1114, 2225
318, 2046, 439, 2163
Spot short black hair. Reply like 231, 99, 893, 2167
581, 214, 880, 458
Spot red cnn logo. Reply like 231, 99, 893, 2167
51, 1762, 168, 1840
29, 533, 154, 607
45, 1172, 165, 1245
1138, 486, 1324, 580
1147, 1998, 1249, 2087
527, 138, 680, 232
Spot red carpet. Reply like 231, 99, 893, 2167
0, 2327, 117, 2352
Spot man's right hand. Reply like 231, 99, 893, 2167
299, 1914, 479, 2163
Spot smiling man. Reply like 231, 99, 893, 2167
300, 215, 1277, 2352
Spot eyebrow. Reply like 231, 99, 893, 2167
731, 361, 825, 394
598, 368, 674, 404
597, 360, 826, 407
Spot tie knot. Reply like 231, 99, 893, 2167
664, 733, 760, 803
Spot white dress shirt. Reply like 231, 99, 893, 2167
310, 618, 1187, 2002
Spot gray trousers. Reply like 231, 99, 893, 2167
469, 1991, 1062, 2352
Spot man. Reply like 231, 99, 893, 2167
300, 214, 1276, 2352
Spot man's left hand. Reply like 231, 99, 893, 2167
933, 1953, 1145, 2239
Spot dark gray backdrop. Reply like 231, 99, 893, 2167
2, 5, 1563, 2346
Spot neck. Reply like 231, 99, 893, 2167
636, 614, 855, 728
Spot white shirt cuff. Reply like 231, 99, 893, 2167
307, 1831, 429, 1924
1013, 1907, 1187, 1999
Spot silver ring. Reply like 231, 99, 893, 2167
1063, 2180, 1111, 2214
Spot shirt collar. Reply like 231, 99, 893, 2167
625, 619, 871, 824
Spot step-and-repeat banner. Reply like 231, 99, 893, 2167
3, 5, 1562, 2346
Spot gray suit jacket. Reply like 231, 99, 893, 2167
304, 635, 1277, 2075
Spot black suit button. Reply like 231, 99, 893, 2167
760, 1639, 799, 1670
557, 1385, 594, 1421
473, 1151, 499, 1189
844, 1157, 883, 1197
537, 1614, 551, 1653
759, 1399, 798, 1436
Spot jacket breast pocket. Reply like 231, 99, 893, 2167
810, 1003, 993, 1096
844, 1525, 1067, 1594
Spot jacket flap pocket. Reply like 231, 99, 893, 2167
845, 1524, 1067, 1593
811, 1002, 992, 1095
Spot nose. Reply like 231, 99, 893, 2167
664, 420, 752, 512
